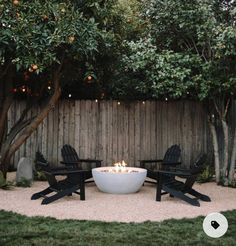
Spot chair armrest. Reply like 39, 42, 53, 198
60, 161, 79, 165
139, 159, 163, 163
50, 166, 72, 171
77, 159, 102, 164
158, 170, 192, 177
61, 160, 102, 165
36, 161, 48, 167
139, 160, 181, 169
162, 161, 182, 166
169, 167, 190, 172
47, 169, 90, 176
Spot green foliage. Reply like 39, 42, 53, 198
197, 165, 214, 183
0, 171, 13, 190
229, 179, 236, 188
16, 177, 32, 188
0, 209, 236, 245
112, 38, 202, 99
0, 0, 99, 78
113, 0, 236, 100
34, 170, 47, 181
76, 0, 145, 98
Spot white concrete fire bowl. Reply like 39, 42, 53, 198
92, 167, 147, 194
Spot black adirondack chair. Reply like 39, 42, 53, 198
31, 152, 88, 205
140, 144, 181, 183
156, 154, 211, 206
61, 144, 102, 182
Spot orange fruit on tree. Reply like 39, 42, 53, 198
68, 36, 75, 43
32, 64, 38, 70
13, 0, 19, 5
43, 15, 49, 21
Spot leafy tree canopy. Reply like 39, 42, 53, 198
0, 0, 98, 71
113, 0, 236, 100
0, 0, 100, 100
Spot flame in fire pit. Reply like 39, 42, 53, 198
113, 160, 129, 173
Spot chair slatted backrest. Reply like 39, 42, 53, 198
185, 153, 207, 188
190, 154, 207, 174
35, 151, 57, 187
35, 151, 49, 170
162, 145, 181, 164
61, 144, 81, 169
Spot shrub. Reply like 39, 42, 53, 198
16, 177, 32, 188
34, 170, 47, 181
197, 165, 214, 183
0, 171, 14, 190
229, 179, 236, 188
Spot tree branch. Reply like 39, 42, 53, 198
8, 102, 32, 137
223, 97, 231, 118
2, 118, 34, 151
5, 66, 63, 161
213, 99, 222, 118
190, 38, 201, 57
0, 96, 13, 145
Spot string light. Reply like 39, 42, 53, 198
165, 97, 168, 101
95, 99, 98, 103
22, 87, 26, 93
142, 101, 145, 104
68, 94, 72, 98
117, 101, 120, 105
87, 75, 92, 81
47, 86, 51, 90
187, 91, 190, 95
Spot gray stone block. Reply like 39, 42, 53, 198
16, 157, 33, 183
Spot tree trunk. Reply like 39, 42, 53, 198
0, 67, 14, 145
0, 96, 13, 144
0, 71, 61, 177
229, 129, 236, 182
208, 117, 220, 183
221, 119, 229, 179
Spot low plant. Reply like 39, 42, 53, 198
34, 170, 47, 181
16, 177, 32, 187
0, 171, 14, 190
229, 179, 236, 188
197, 165, 214, 183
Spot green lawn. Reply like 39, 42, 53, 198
0, 209, 235, 246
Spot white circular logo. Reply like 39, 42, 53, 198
203, 212, 228, 238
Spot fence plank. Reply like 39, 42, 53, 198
10, 99, 211, 168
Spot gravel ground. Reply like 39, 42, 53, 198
1, 173, 236, 223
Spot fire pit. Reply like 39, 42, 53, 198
92, 161, 147, 194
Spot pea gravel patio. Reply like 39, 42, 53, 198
1, 173, 236, 223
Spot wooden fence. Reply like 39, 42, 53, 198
9, 100, 211, 167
